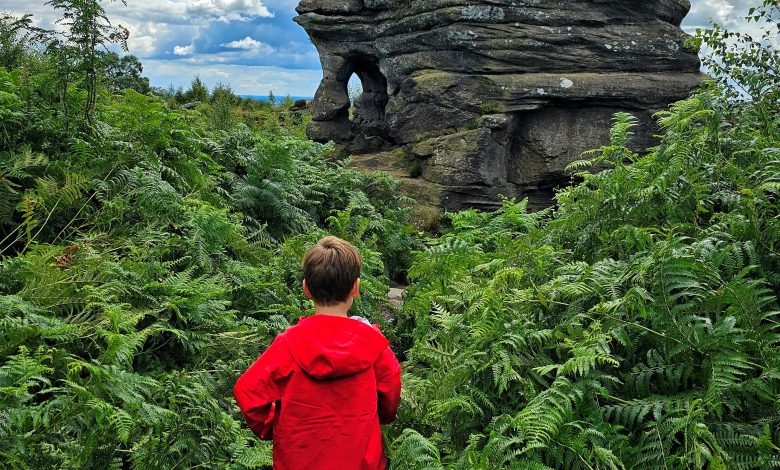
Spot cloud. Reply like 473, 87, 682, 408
129, 34, 157, 57
221, 36, 275, 55
186, 0, 274, 23
222, 37, 262, 49
105, 0, 274, 25
684, 0, 742, 28
173, 44, 195, 56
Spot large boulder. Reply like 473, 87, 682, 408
295, 0, 704, 210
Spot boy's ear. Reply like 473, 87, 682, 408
350, 278, 360, 298
302, 279, 313, 299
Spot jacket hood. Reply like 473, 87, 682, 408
284, 315, 390, 380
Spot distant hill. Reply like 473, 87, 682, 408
240, 95, 313, 103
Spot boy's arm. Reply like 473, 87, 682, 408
374, 346, 402, 424
234, 334, 291, 440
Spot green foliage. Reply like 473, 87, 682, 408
45, 0, 130, 123
0, 15, 31, 70
207, 83, 239, 130
0, 27, 418, 467
184, 75, 209, 103
689, 0, 778, 104
389, 5, 780, 467
392, 93, 780, 465
100, 52, 150, 94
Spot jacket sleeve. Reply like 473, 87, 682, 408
234, 334, 292, 440
374, 346, 402, 424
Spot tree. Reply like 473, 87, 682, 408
690, 0, 779, 104
101, 51, 150, 94
3, 13, 78, 130
46, 0, 130, 124
689, 0, 778, 141
184, 76, 209, 103
207, 83, 238, 130
0, 14, 31, 70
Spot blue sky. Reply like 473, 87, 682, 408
0, 0, 765, 96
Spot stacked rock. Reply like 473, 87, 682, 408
296, 0, 704, 210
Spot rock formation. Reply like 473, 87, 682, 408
295, 0, 704, 211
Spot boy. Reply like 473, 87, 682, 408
234, 236, 402, 470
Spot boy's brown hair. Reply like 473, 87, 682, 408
303, 236, 362, 306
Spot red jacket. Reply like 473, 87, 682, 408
234, 315, 402, 470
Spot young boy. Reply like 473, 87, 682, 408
234, 236, 402, 470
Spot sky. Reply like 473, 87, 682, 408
0, 0, 768, 97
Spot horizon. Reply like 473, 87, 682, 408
0, 0, 770, 96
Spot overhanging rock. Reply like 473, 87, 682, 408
295, 0, 705, 211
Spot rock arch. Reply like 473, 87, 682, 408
309, 54, 391, 152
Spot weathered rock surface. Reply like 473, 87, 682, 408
296, 0, 704, 211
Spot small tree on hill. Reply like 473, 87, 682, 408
46, 0, 129, 124
208, 83, 238, 130
185, 76, 209, 103
0, 15, 31, 70
101, 52, 150, 94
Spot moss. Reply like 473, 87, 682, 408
478, 102, 498, 113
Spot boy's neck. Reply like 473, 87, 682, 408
313, 302, 352, 318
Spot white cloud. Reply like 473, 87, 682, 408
129, 35, 157, 56
173, 44, 195, 55
103, 0, 275, 25
221, 37, 275, 54
685, 0, 739, 27
222, 37, 260, 49
186, 0, 274, 23
122, 21, 169, 57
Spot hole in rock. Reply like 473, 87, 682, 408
339, 56, 389, 139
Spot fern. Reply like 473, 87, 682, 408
391, 429, 444, 470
